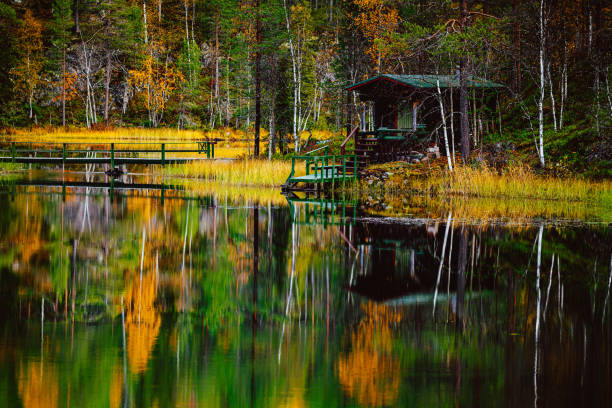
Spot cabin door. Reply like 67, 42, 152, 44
397, 101, 413, 130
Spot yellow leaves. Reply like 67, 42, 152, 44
352, 0, 399, 71
11, 10, 44, 101
336, 302, 401, 406
18, 362, 59, 408
129, 51, 184, 114
124, 268, 161, 374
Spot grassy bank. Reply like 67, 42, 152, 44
162, 159, 297, 187
0, 163, 24, 179
364, 161, 612, 203
360, 161, 612, 222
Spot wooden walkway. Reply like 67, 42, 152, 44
0, 141, 217, 167
283, 154, 357, 191
285, 193, 357, 226
3, 179, 215, 206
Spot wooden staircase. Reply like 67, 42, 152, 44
353, 132, 379, 171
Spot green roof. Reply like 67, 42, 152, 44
345, 74, 504, 91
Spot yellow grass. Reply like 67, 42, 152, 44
1, 127, 337, 145
365, 192, 612, 224
3, 127, 244, 143
433, 165, 612, 203
162, 158, 298, 187
1, 127, 339, 158
370, 162, 612, 204
169, 178, 288, 206
361, 162, 612, 223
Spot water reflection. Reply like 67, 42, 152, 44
0, 174, 611, 407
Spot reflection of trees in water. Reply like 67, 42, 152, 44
337, 302, 401, 407
18, 361, 58, 408
124, 266, 160, 374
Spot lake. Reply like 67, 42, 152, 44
1, 170, 611, 407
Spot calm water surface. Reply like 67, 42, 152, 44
1, 171, 611, 407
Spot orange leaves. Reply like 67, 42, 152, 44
352, 0, 399, 72
52, 72, 79, 103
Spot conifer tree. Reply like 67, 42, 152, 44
50, 0, 74, 126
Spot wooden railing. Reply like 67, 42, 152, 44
340, 125, 360, 155
285, 154, 358, 189
0, 140, 217, 166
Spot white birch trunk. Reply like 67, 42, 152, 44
605, 67, 612, 122
547, 63, 557, 131
143, 1, 148, 44
437, 80, 453, 171
450, 88, 456, 167
283, 0, 300, 152
559, 44, 567, 129
537, 0, 546, 167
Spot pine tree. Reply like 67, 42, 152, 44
50, 0, 74, 126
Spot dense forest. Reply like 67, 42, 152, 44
0, 0, 611, 167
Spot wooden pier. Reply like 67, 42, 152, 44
282, 154, 357, 191
0, 141, 217, 167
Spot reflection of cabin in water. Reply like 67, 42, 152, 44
344, 74, 503, 166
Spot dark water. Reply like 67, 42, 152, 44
1, 172, 612, 407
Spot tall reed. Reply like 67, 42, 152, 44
163, 159, 296, 187
398, 163, 612, 204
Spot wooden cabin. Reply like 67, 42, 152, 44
344, 74, 503, 166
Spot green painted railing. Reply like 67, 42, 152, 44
0, 140, 217, 166
287, 195, 357, 226
285, 154, 357, 190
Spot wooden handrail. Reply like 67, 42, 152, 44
340, 125, 360, 155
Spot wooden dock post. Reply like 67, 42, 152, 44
161, 143, 165, 165
62, 144, 66, 167
110, 143, 115, 169
342, 156, 346, 189
11, 142, 15, 163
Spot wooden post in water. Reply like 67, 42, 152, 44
11, 142, 15, 163
342, 156, 346, 189
331, 155, 335, 193
62, 143, 66, 169
161, 143, 165, 165
110, 143, 115, 169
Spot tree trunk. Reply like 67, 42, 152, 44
537, 0, 546, 167
437, 80, 453, 171
104, 50, 111, 123
62, 48, 66, 127
269, 105, 275, 159
459, 0, 470, 162
559, 44, 567, 128
254, 0, 261, 157
143, 1, 148, 44
75, 0, 80, 33
450, 87, 456, 167
548, 63, 557, 131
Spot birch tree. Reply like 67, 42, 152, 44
283, 0, 315, 152
537, 0, 546, 167
437, 79, 453, 171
